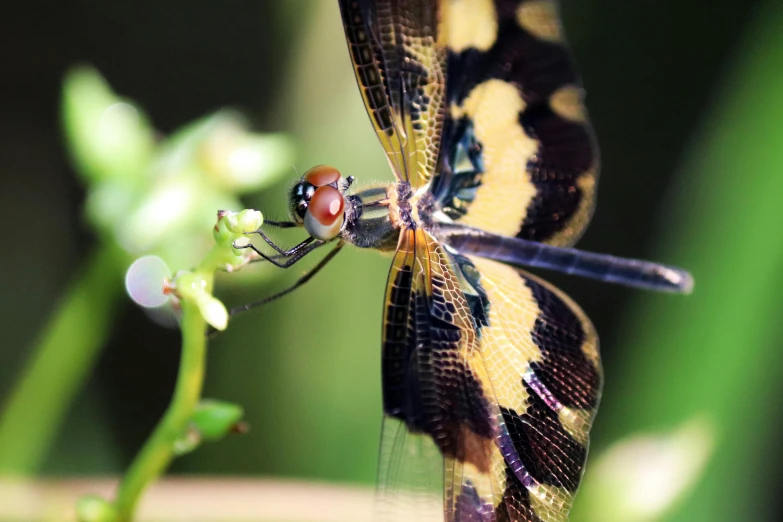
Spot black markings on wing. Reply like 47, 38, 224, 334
454, 480, 495, 521
518, 102, 595, 243
380, 229, 499, 520
437, 0, 599, 247
447, 1, 577, 107
383, 260, 416, 418
382, 233, 603, 520
338, 0, 446, 188
453, 252, 491, 336
502, 395, 585, 492
341, 0, 396, 133
382, 230, 493, 457
526, 276, 600, 410
431, 116, 485, 221
464, 260, 601, 520
496, 467, 544, 522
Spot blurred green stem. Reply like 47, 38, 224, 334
0, 243, 127, 474
112, 270, 211, 522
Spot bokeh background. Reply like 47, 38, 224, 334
2, 0, 783, 520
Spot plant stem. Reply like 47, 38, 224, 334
113, 276, 210, 522
0, 242, 127, 474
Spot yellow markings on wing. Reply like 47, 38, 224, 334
507, 262, 601, 445
398, 25, 447, 191
383, 232, 601, 520
557, 407, 594, 448
465, 256, 541, 415
516, 0, 564, 43
451, 79, 539, 237
549, 85, 588, 123
442, 0, 499, 53
438, 0, 599, 246
383, 237, 601, 521
398, 230, 501, 518
527, 483, 572, 522
464, 257, 601, 520
544, 171, 598, 255
457, 257, 543, 518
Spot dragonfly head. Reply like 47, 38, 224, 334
289, 165, 355, 240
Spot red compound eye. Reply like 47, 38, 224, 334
303, 165, 341, 187
309, 186, 344, 225
304, 185, 345, 240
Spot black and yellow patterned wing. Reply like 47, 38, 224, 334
338, 0, 446, 189
433, 0, 598, 247
381, 228, 602, 520
340, 1, 598, 245
457, 256, 602, 521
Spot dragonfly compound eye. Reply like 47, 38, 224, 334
290, 181, 317, 224
304, 185, 345, 240
303, 164, 342, 187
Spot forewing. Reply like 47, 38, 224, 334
338, 0, 447, 189
432, 0, 599, 247
380, 228, 602, 520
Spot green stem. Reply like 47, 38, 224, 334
113, 276, 210, 522
0, 242, 127, 474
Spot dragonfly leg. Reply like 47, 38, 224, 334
234, 237, 326, 269
230, 240, 345, 316
246, 229, 315, 257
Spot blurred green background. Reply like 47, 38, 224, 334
2, 0, 783, 521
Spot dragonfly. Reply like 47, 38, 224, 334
235, 0, 693, 520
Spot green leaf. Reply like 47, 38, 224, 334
190, 399, 245, 441
172, 399, 245, 456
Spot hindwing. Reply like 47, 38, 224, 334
379, 228, 602, 520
